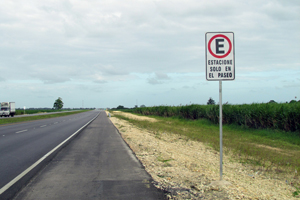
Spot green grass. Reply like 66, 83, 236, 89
112, 112, 300, 187
0, 110, 91, 125
15, 109, 74, 115
293, 187, 300, 197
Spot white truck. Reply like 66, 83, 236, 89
0, 102, 16, 117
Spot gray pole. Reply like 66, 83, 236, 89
219, 81, 223, 181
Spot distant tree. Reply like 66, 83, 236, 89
116, 105, 125, 109
140, 105, 146, 108
53, 97, 64, 110
207, 97, 215, 105
268, 100, 277, 103
289, 100, 297, 104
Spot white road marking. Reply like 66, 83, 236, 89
16, 130, 28, 134
40, 125, 47, 128
54, 122, 58, 124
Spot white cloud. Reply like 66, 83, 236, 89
0, 0, 299, 107
147, 72, 171, 85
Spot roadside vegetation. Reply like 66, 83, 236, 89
15, 109, 76, 115
53, 97, 64, 110
0, 110, 91, 125
110, 103, 300, 189
132, 102, 300, 133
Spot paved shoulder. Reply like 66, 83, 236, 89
14, 111, 166, 200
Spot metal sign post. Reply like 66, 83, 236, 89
219, 80, 223, 180
205, 32, 235, 181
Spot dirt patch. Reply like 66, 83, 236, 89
251, 143, 293, 156
254, 144, 284, 152
107, 111, 298, 199
112, 111, 158, 122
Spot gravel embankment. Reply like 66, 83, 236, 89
108, 111, 298, 199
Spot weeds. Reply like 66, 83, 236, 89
293, 187, 300, 197
157, 155, 173, 167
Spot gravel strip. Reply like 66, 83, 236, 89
108, 111, 299, 199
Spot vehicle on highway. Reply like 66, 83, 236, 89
0, 102, 16, 117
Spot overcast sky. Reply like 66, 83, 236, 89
0, 0, 299, 108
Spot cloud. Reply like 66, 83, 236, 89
28, 65, 72, 84
182, 85, 195, 90
99, 64, 128, 76
147, 72, 170, 85
0, 0, 299, 107
1, 0, 298, 78
261, 1, 300, 21
91, 73, 107, 84
93, 79, 107, 84
155, 72, 170, 80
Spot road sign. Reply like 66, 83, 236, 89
205, 32, 235, 81
205, 32, 235, 182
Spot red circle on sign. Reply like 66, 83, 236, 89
208, 34, 232, 58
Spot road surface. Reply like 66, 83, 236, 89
0, 111, 165, 199
0, 111, 99, 193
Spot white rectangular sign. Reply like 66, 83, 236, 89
205, 32, 235, 81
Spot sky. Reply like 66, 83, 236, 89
0, 0, 299, 109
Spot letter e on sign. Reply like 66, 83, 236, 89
205, 32, 235, 81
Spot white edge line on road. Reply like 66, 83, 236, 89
0, 112, 100, 195
16, 130, 28, 134
40, 125, 47, 128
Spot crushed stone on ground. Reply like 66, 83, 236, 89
107, 111, 298, 200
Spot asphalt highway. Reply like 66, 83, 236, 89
1, 111, 165, 199
0, 110, 99, 190
0, 110, 81, 119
